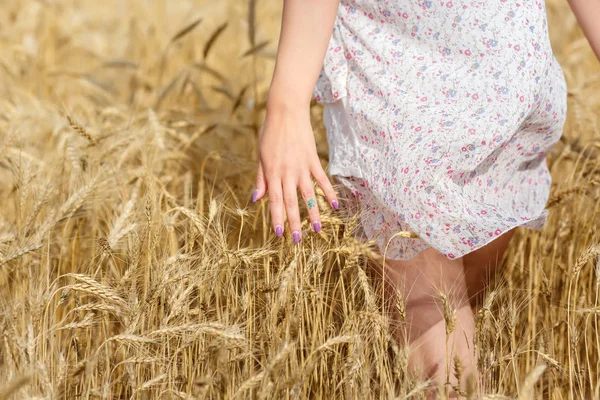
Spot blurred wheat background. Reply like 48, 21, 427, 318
1, 0, 600, 399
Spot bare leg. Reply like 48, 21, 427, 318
374, 248, 476, 397
365, 226, 517, 396
462, 228, 517, 308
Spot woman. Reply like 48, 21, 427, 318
251, 0, 599, 395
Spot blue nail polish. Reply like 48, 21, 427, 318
313, 221, 321, 233
292, 231, 301, 243
275, 225, 283, 237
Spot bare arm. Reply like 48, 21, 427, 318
252, 0, 341, 243
267, 0, 341, 111
567, 0, 600, 60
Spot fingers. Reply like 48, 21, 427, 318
311, 160, 339, 211
252, 160, 267, 203
283, 180, 302, 243
267, 178, 285, 238
251, 154, 339, 243
299, 176, 321, 234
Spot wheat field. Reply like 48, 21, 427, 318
1, 0, 600, 399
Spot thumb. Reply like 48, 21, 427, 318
252, 160, 267, 202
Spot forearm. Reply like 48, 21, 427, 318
267, 0, 340, 112
567, 0, 600, 60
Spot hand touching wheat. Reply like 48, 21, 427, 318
251, 103, 339, 243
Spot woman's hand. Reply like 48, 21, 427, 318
249, 0, 341, 242
252, 102, 339, 243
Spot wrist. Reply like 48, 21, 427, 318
266, 83, 311, 115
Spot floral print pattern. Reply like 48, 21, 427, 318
315, 0, 568, 260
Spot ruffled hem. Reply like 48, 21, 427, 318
334, 174, 549, 261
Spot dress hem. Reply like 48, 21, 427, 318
393, 209, 548, 262
359, 204, 547, 262
332, 172, 549, 262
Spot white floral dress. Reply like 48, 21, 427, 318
314, 0, 568, 260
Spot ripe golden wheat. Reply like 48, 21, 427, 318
1, 0, 600, 399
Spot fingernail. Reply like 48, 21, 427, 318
312, 221, 321, 233
292, 231, 301, 243
251, 189, 258, 203
275, 225, 283, 237
331, 199, 339, 210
